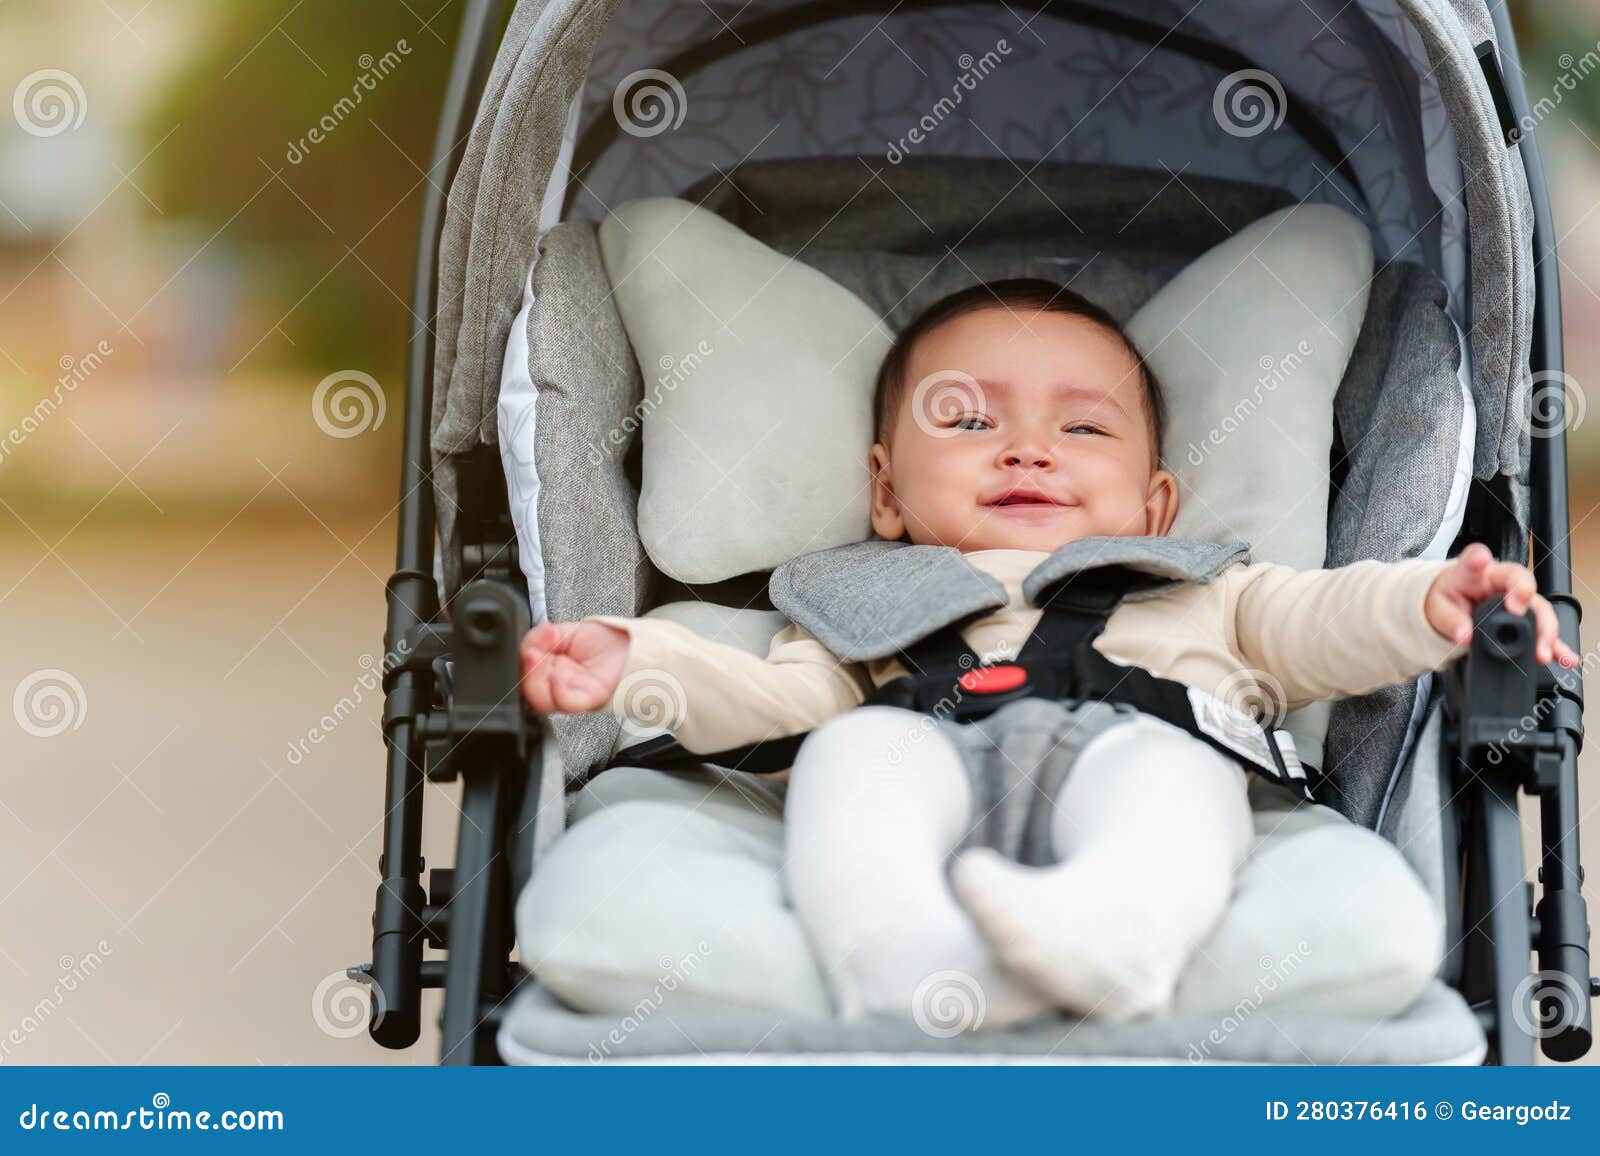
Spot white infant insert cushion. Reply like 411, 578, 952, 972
597, 197, 894, 584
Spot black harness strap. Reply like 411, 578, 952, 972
608, 567, 1316, 798
608, 730, 809, 778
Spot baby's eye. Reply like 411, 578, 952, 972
1063, 422, 1105, 436
953, 413, 993, 431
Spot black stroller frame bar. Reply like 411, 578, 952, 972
360, 0, 1594, 1065
359, 0, 523, 1063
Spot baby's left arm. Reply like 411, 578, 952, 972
1227, 544, 1577, 708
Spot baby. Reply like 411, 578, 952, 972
521, 278, 1576, 1028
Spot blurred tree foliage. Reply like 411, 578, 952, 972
1508, 0, 1600, 130
143, 0, 465, 375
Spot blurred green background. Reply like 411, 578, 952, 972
0, 1, 471, 523
1, 0, 1599, 1066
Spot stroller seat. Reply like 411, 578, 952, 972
503, 762, 1487, 1065
367, 0, 1591, 1066
484, 154, 1483, 1062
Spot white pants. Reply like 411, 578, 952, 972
782, 706, 1445, 1024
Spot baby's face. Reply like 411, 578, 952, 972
870, 307, 1177, 553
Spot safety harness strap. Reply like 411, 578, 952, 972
608, 573, 1316, 799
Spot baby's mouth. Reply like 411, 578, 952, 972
984, 488, 1070, 510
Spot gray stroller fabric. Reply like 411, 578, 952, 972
1381, 692, 1464, 984
433, 0, 622, 596
498, 977, 1485, 1065
523, 219, 651, 774
1422, 0, 1536, 498
686, 156, 1294, 274
689, 157, 1293, 331
1321, 259, 1465, 826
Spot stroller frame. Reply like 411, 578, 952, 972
357, 0, 1594, 1066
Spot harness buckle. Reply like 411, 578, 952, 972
907, 661, 1061, 722
957, 664, 1028, 695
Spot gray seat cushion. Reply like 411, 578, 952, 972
498, 977, 1485, 1065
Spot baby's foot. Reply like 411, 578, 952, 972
949, 848, 1183, 1023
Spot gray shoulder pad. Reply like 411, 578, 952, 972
1022, 536, 1251, 606
769, 539, 1008, 662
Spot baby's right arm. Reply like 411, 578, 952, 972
519, 617, 872, 754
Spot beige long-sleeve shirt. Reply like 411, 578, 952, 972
592, 549, 1466, 755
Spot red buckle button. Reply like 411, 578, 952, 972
958, 664, 1027, 695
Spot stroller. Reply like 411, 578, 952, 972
356, 0, 1593, 1065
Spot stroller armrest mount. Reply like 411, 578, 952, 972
362, 576, 536, 1060
1446, 594, 1592, 1063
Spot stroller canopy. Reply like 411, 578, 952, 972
432, 0, 1533, 586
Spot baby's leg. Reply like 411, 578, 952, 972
951, 713, 1253, 1021
784, 706, 1050, 1030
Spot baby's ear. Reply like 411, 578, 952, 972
869, 443, 905, 541
1144, 467, 1179, 536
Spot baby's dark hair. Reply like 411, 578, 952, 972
872, 278, 1168, 466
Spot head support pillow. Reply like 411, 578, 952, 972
598, 198, 893, 584
1128, 204, 1373, 569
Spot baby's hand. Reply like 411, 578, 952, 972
519, 620, 630, 714
1425, 543, 1579, 668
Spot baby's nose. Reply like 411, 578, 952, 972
1001, 447, 1054, 469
